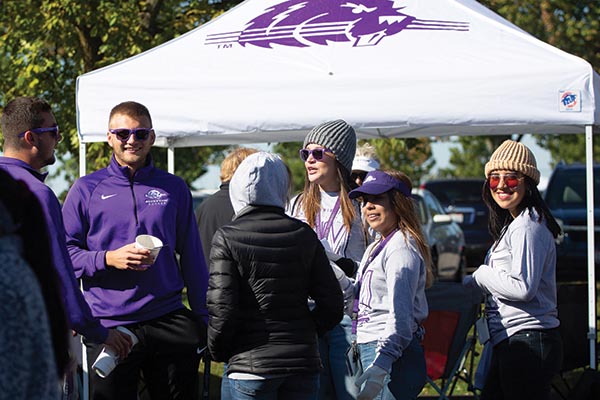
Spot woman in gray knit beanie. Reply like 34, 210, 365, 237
465, 140, 563, 400
288, 119, 366, 400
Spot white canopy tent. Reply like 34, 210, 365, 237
76, 0, 598, 368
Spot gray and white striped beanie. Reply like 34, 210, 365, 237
303, 119, 357, 173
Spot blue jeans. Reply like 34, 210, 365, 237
318, 314, 358, 399
221, 363, 232, 400
358, 336, 426, 400
481, 328, 562, 400
229, 373, 319, 400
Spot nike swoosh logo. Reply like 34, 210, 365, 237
101, 194, 117, 200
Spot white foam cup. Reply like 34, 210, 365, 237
91, 326, 139, 378
135, 234, 163, 262
91, 347, 118, 378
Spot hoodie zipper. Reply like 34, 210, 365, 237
130, 178, 139, 225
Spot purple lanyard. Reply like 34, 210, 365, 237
352, 229, 398, 335
315, 198, 341, 240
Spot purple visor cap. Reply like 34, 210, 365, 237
348, 171, 411, 198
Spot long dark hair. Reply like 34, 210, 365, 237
482, 175, 562, 241
0, 169, 70, 377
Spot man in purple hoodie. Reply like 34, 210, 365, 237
62, 101, 208, 400
0, 97, 133, 388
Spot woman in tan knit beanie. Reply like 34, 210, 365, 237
464, 140, 563, 400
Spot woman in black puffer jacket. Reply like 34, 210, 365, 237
207, 152, 344, 400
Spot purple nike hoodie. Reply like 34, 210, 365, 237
0, 157, 108, 342
62, 156, 208, 327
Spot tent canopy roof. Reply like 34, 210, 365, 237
76, 0, 600, 147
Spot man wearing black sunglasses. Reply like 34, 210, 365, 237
62, 101, 208, 400
0, 97, 133, 392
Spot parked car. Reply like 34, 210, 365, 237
543, 163, 600, 281
411, 188, 466, 282
420, 179, 493, 273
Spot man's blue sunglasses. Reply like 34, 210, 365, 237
18, 125, 60, 139
109, 128, 153, 142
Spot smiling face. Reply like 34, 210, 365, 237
304, 143, 340, 192
107, 113, 155, 173
362, 192, 399, 238
488, 169, 526, 217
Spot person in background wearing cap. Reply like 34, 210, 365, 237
207, 152, 344, 400
351, 142, 380, 186
288, 119, 367, 400
348, 170, 433, 400
62, 101, 208, 400
464, 140, 562, 400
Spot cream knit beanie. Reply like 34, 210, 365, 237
484, 140, 540, 184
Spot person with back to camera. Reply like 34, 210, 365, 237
288, 119, 367, 400
195, 146, 257, 399
61, 101, 208, 400
207, 151, 344, 399
0, 96, 132, 397
0, 169, 71, 400
348, 169, 433, 400
351, 142, 380, 186
463, 140, 563, 400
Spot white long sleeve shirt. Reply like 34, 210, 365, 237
473, 208, 559, 346
355, 231, 428, 372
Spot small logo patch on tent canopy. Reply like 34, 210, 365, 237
559, 90, 581, 112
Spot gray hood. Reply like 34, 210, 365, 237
229, 152, 289, 215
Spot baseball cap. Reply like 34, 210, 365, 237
348, 170, 411, 198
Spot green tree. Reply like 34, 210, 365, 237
437, 135, 513, 178
370, 138, 434, 185
272, 141, 306, 194
0, 0, 243, 196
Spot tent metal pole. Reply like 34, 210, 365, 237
78, 140, 90, 400
79, 142, 87, 177
585, 124, 597, 370
168, 146, 175, 174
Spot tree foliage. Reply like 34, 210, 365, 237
0, 0, 243, 196
369, 138, 434, 185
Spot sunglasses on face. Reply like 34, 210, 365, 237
488, 173, 522, 190
109, 128, 153, 142
18, 126, 60, 140
299, 148, 332, 162
351, 171, 368, 182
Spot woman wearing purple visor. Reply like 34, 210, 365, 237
348, 170, 433, 400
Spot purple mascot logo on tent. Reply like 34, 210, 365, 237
206, 0, 469, 48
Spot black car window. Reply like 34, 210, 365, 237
424, 192, 445, 217
546, 168, 600, 209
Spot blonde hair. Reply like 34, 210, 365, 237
355, 142, 379, 162
385, 170, 434, 288
220, 147, 258, 182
